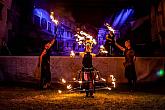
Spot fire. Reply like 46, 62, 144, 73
112, 82, 116, 88
58, 90, 62, 94
105, 23, 115, 33
107, 87, 112, 90
96, 75, 99, 79
110, 75, 116, 88
62, 78, 66, 84
50, 12, 58, 25
73, 78, 76, 81
67, 84, 72, 90
101, 78, 106, 82
78, 81, 82, 84
74, 31, 97, 46
70, 50, 75, 58
100, 45, 108, 54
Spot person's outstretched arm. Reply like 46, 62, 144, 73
115, 42, 125, 52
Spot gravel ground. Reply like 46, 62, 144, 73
0, 84, 165, 110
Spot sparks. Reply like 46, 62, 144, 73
101, 78, 106, 82
105, 23, 115, 33
50, 12, 58, 25
96, 75, 99, 79
100, 45, 108, 54
78, 81, 82, 84
73, 78, 76, 81
58, 90, 62, 94
112, 82, 116, 88
67, 84, 72, 90
110, 75, 116, 88
107, 87, 112, 90
62, 78, 66, 84
70, 50, 75, 58
110, 75, 116, 82
74, 31, 97, 46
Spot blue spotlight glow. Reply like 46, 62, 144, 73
112, 9, 125, 28
112, 8, 134, 29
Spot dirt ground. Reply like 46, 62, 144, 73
0, 81, 165, 110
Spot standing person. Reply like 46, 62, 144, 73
38, 39, 55, 89
104, 31, 115, 56
82, 42, 94, 97
115, 40, 137, 91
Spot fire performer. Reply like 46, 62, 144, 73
115, 40, 137, 91
37, 39, 55, 89
82, 42, 94, 97
104, 30, 115, 56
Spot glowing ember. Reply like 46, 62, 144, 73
107, 87, 112, 90
78, 81, 82, 84
67, 84, 72, 90
101, 78, 106, 82
100, 45, 108, 54
112, 82, 116, 88
62, 78, 66, 84
110, 75, 116, 88
96, 75, 99, 79
50, 12, 58, 25
70, 50, 75, 58
105, 23, 115, 33
73, 78, 76, 81
110, 75, 116, 82
58, 90, 62, 94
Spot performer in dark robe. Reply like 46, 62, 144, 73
115, 40, 137, 91
38, 39, 55, 89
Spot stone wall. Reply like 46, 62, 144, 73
0, 56, 164, 83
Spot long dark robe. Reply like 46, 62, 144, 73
40, 50, 51, 87
124, 48, 137, 80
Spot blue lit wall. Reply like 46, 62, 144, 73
33, 8, 79, 55
33, 8, 56, 36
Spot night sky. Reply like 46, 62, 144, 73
50, 0, 151, 28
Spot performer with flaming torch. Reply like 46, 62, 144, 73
82, 42, 95, 98
37, 39, 55, 89
35, 11, 57, 90
115, 40, 137, 91
104, 23, 116, 56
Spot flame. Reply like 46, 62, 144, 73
110, 75, 116, 82
62, 78, 66, 84
99, 45, 108, 54
78, 81, 82, 84
70, 50, 75, 57
73, 78, 76, 81
50, 12, 58, 25
96, 75, 99, 79
58, 90, 62, 94
67, 84, 72, 89
107, 87, 111, 90
110, 75, 116, 88
74, 31, 97, 46
112, 82, 116, 88
101, 78, 106, 82
105, 23, 115, 33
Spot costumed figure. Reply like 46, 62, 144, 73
82, 42, 94, 97
104, 30, 115, 56
36, 39, 55, 89
115, 40, 137, 91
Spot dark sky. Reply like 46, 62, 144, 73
50, 0, 151, 28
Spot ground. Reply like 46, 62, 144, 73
0, 81, 165, 110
